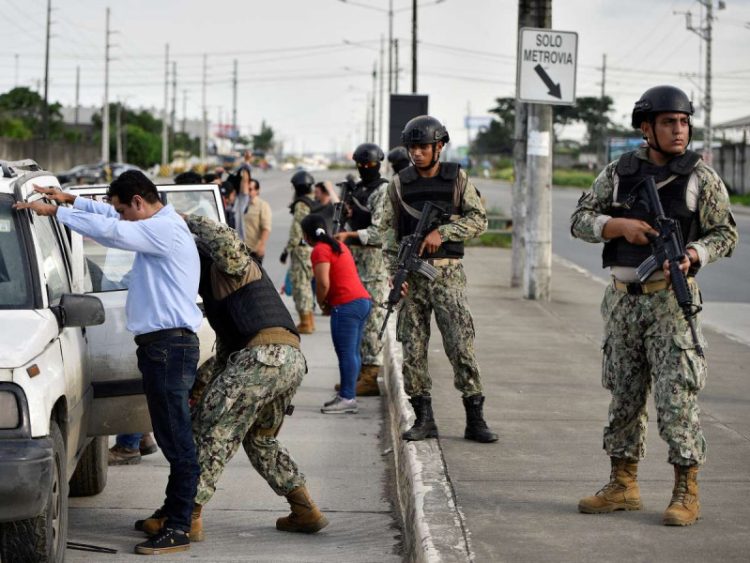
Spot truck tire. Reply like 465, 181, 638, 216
0, 420, 68, 563
69, 435, 108, 497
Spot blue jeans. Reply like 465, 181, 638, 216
330, 298, 371, 399
136, 332, 200, 532
116, 433, 142, 450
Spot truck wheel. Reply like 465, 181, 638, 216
69, 435, 108, 497
0, 420, 68, 563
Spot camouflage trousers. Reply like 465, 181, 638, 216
350, 245, 387, 366
192, 344, 307, 504
600, 280, 708, 466
290, 245, 313, 314
396, 261, 482, 398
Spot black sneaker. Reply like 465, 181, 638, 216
134, 527, 190, 555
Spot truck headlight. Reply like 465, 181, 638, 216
0, 391, 20, 429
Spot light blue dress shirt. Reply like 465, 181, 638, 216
56, 197, 202, 335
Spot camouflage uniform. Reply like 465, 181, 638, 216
185, 215, 308, 503
570, 146, 738, 466
381, 168, 487, 397
285, 202, 313, 314
349, 182, 389, 366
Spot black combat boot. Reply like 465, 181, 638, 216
402, 395, 439, 441
463, 395, 498, 443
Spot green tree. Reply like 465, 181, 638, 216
554, 96, 614, 150
0, 87, 64, 139
472, 97, 516, 155
252, 120, 274, 152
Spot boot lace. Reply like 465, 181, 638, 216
670, 475, 689, 505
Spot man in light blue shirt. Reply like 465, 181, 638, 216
16, 170, 201, 555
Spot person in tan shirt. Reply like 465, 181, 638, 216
240, 178, 272, 264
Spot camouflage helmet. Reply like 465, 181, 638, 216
631, 85, 694, 129
401, 115, 450, 145
352, 143, 385, 165
387, 146, 411, 173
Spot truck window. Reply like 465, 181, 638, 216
35, 216, 71, 305
0, 196, 32, 309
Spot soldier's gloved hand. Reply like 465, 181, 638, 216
280, 249, 288, 264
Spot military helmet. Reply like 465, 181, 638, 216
387, 146, 411, 173
401, 115, 450, 145
631, 85, 694, 129
353, 143, 384, 165
290, 170, 314, 189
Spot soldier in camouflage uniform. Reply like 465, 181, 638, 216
334, 143, 389, 396
281, 171, 315, 333
138, 216, 328, 538
571, 86, 738, 527
381, 116, 498, 444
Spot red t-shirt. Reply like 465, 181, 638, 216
311, 242, 371, 307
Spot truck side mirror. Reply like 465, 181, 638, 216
51, 294, 105, 329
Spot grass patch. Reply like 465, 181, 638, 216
729, 193, 750, 206
552, 169, 597, 188
467, 232, 512, 248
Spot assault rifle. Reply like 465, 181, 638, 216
332, 174, 357, 235
378, 201, 448, 339
635, 176, 704, 357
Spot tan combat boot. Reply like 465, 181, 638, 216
296, 311, 315, 334
663, 465, 700, 526
276, 486, 329, 534
355, 365, 381, 396
578, 457, 642, 513
138, 505, 204, 542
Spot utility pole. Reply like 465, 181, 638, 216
520, 0, 553, 301
600, 53, 607, 166
116, 102, 123, 163
379, 35, 385, 147
365, 92, 372, 142
388, 0, 394, 93
14, 54, 19, 87
232, 59, 238, 147
677, 1, 723, 165
74, 65, 80, 125
371, 61, 377, 143
182, 89, 188, 134
161, 44, 169, 167
102, 7, 111, 163
394, 39, 399, 93
171, 61, 177, 150
43, 0, 51, 140
201, 54, 207, 164
411, 0, 417, 93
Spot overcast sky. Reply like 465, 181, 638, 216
1, 0, 749, 154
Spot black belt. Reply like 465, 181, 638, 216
134, 328, 196, 347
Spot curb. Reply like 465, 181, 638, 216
382, 325, 473, 563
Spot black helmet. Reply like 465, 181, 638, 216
291, 170, 314, 190
401, 115, 450, 145
353, 143, 384, 165
387, 146, 411, 173
631, 85, 694, 129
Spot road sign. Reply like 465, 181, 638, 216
516, 27, 578, 106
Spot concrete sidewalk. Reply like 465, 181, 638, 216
67, 310, 400, 562
390, 247, 750, 562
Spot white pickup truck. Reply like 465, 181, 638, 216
0, 160, 224, 562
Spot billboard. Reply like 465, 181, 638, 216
388, 94, 428, 150
608, 137, 644, 162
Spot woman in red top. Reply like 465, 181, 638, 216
301, 213, 372, 414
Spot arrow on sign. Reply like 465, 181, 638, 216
534, 64, 562, 99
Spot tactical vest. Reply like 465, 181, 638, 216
199, 254, 299, 353
288, 195, 314, 215
602, 150, 701, 269
396, 163, 464, 259
348, 177, 388, 245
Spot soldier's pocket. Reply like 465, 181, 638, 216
601, 334, 617, 390
253, 345, 287, 369
672, 332, 707, 392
